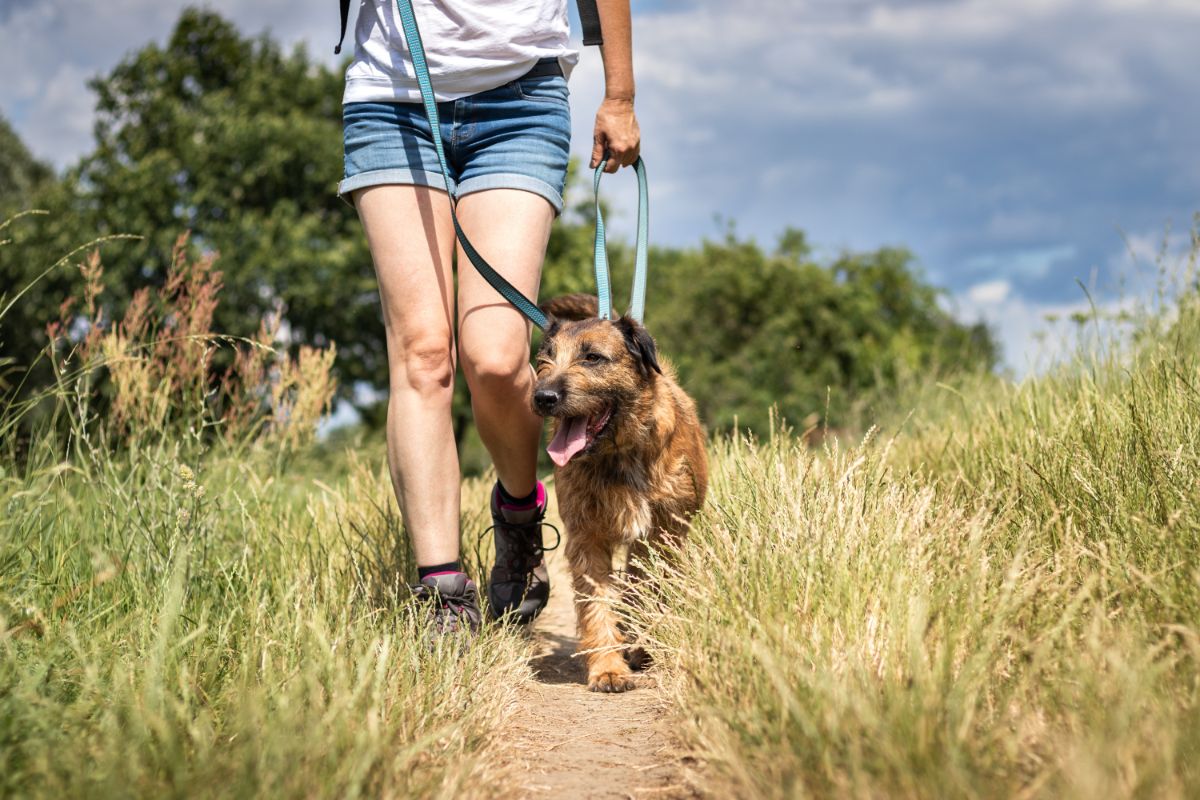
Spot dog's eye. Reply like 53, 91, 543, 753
582, 352, 607, 365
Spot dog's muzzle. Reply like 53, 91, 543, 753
533, 388, 561, 414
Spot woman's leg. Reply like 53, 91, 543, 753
354, 184, 461, 568
456, 189, 555, 497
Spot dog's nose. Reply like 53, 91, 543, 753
533, 388, 560, 413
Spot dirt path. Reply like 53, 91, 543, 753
496, 520, 697, 799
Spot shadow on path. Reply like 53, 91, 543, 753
530, 630, 587, 685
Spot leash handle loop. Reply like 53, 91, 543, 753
592, 157, 650, 323
394, 0, 549, 330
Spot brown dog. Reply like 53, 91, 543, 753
532, 294, 708, 692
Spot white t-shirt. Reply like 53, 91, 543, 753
343, 0, 579, 104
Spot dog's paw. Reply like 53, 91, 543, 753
588, 669, 636, 693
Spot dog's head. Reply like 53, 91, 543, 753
532, 296, 662, 467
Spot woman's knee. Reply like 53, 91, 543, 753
392, 337, 456, 399
461, 344, 529, 397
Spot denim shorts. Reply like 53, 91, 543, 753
339, 70, 572, 213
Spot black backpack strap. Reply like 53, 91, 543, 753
577, 0, 603, 46
335, 0, 352, 54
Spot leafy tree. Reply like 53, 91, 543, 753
642, 229, 997, 433
2, 8, 376, 394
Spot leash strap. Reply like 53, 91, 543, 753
334, 0, 351, 54
577, 0, 604, 46
592, 157, 649, 322
394, 0, 550, 330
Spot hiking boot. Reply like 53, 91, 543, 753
486, 482, 559, 624
412, 572, 482, 638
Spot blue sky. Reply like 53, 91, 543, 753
2, 0, 1197, 372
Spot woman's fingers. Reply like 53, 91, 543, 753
591, 135, 607, 169
592, 97, 641, 172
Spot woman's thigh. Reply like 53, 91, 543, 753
456, 189, 555, 377
354, 184, 457, 377
455, 74, 569, 374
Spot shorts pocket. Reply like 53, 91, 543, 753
515, 75, 570, 106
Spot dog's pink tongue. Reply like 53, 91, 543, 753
547, 416, 589, 467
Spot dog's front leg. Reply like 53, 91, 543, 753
567, 537, 635, 693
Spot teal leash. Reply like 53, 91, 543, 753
591, 157, 649, 322
394, 0, 650, 327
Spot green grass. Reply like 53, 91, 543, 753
0, 227, 532, 799
631, 279, 1200, 795
0, 442, 524, 798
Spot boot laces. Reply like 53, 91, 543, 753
482, 518, 561, 574
412, 583, 474, 629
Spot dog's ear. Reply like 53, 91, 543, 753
616, 316, 662, 378
537, 317, 562, 357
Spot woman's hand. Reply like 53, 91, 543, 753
591, 96, 640, 174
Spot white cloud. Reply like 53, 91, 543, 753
1113, 229, 1196, 271
966, 279, 1011, 305
955, 222, 1199, 374
1104, 226, 1200, 304
21, 63, 95, 162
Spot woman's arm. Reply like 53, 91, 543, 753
590, 0, 640, 174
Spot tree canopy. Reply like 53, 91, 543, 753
613, 229, 995, 434
2, 9, 376, 391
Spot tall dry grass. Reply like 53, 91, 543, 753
631, 237, 1200, 797
0, 228, 524, 798
33, 233, 337, 453
0, 450, 527, 797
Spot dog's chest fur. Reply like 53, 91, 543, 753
557, 458, 654, 543
553, 376, 706, 546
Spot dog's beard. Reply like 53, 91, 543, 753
546, 404, 613, 466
